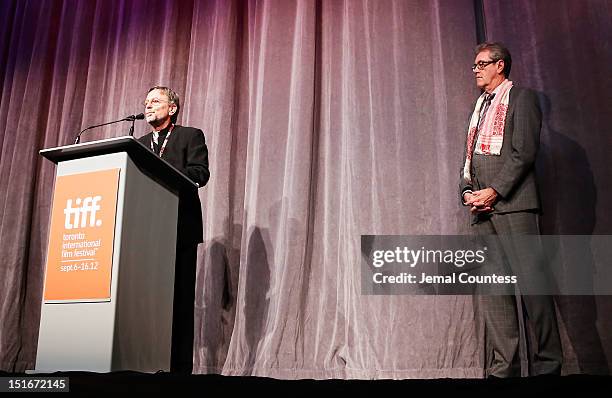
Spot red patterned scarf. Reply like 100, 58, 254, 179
462, 79, 513, 184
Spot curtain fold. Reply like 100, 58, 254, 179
0, 0, 609, 377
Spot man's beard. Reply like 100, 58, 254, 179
147, 115, 164, 127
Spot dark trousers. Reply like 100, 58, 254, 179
473, 211, 562, 377
171, 245, 198, 374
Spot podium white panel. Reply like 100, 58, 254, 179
35, 152, 178, 372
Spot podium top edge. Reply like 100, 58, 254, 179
40, 136, 137, 155
39, 136, 198, 191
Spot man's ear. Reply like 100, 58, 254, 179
169, 104, 177, 115
497, 60, 505, 75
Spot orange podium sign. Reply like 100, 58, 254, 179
43, 169, 121, 302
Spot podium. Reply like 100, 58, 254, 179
35, 136, 197, 373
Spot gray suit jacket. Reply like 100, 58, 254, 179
459, 86, 541, 214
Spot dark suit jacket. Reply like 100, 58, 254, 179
138, 125, 210, 245
459, 86, 542, 214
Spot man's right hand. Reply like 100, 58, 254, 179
464, 192, 494, 214
463, 192, 475, 205
470, 205, 494, 214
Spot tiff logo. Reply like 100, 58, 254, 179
64, 196, 102, 229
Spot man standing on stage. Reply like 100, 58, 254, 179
459, 42, 562, 377
139, 86, 210, 374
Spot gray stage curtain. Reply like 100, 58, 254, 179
216, 0, 481, 379
0, 0, 609, 377
483, 0, 612, 375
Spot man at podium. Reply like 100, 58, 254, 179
138, 86, 210, 374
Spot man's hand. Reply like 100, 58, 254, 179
464, 187, 498, 214
463, 191, 476, 205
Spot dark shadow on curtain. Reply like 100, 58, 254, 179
536, 92, 609, 375
243, 226, 271, 370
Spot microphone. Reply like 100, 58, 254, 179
126, 113, 144, 137
124, 113, 145, 121
74, 113, 145, 144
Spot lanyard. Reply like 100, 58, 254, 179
150, 124, 175, 158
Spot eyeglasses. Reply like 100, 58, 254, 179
471, 60, 497, 71
142, 98, 169, 107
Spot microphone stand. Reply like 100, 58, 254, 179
128, 118, 136, 137
74, 114, 143, 144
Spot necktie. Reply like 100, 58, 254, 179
154, 132, 167, 154
477, 93, 495, 133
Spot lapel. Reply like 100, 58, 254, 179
502, 88, 518, 140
